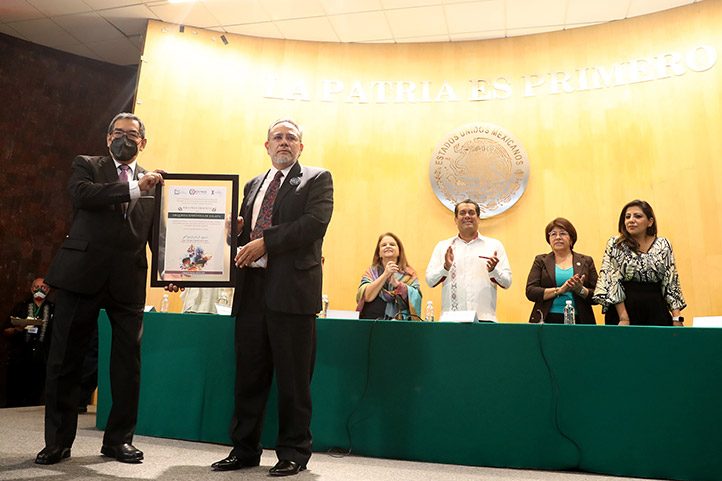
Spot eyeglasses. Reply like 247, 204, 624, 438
270, 133, 299, 143
111, 129, 142, 141
548, 231, 569, 238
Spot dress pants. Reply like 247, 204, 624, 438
229, 268, 317, 465
44, 287, 143, 448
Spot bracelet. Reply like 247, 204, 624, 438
554, 287, 559, 297
619, 316, 630, 322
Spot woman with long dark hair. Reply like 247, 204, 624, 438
593, 200, 685, 326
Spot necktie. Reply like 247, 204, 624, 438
251, 171, 283, 240
118, 164, 130, 215
118, 164, 130, 182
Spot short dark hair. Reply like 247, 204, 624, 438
454, 199, 480, 217
107, 112, 145, 139
544, 217, 578, 249
616, 199, 657, 251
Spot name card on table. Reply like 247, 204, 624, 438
439, 310, 479, 323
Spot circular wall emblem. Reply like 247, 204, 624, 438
429, 122, 530, 218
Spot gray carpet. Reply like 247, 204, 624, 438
0, 406, 663, 481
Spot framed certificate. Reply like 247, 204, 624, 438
150, 173, 239, 287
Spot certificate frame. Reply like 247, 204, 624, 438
150, 173, 239, 288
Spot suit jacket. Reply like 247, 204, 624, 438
525, 251, 598, 324
231, 162, 334, 316
45, 155, 156, 304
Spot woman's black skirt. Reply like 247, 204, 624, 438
604, 281, 672, 326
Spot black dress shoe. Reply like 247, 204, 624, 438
35, 446, 71, 465
101, 443, 144, 463
269, 459, 306, 476
211, 454, 260, 471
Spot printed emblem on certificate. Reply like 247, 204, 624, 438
151, 173, 239, 287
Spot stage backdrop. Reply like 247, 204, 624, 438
135, 1, 722, 324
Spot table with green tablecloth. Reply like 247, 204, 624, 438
96, 311, 722, 481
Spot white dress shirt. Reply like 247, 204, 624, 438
425, 233, 512, 322
246, 164, 293, 268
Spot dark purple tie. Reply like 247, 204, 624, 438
118, 164, 130, 182
118, 164, 130, 215
251, 171, 283, 240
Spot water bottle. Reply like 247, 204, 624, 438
321, 294, 329, 318
563, 299, 575, 325
160, 294, 170, 313
217, 290, 229, 306
425, 301, 434, 322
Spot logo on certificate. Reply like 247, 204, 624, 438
429, 122, 529, 218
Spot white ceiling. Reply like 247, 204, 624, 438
0, 0, 701, 66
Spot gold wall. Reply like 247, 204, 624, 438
138, 1, 722, 324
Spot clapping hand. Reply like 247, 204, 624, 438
562, 274, 586, 294
485, 251, 499, 272
384, 260, 400, 287
444, 246, 454, 270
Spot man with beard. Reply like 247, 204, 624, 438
210, 118, 333, 476
425, 199, 512, 322
36, 113, 163, 465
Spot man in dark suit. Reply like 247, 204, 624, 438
35, 113, 163, 465
211, 119, 333, 476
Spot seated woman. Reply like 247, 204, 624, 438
525, 218, 598, 324
356, 232, 422, 320
593, 200, 685, 326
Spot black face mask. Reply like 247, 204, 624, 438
110, 136, 139, 163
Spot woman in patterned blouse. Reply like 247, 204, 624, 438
356, 232, 423, 320
593, 200, 685, 326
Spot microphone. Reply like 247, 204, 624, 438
536, 308, 545, 324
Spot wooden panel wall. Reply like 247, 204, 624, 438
137, 1, 722, 324
0, 33, 137, 406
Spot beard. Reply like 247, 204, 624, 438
271, 152, 296, 167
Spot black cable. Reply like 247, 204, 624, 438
537, 320, 583, 469
326, 318, 380, 458
327, 316, 578, 465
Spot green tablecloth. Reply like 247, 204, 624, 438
97, 312, 722, 481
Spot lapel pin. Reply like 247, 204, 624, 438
289, 176, 301, 186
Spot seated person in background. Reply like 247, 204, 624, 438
593, 199, 685, 326
525, 218, 598, 324
180, 288, 234, 314
356, 232, 422, 320
3, 277, 53, 407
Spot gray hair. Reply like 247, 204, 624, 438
107, 112, 146, 139
267, 118, 303, 142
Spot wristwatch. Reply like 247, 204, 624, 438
673, 316, 684, 324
